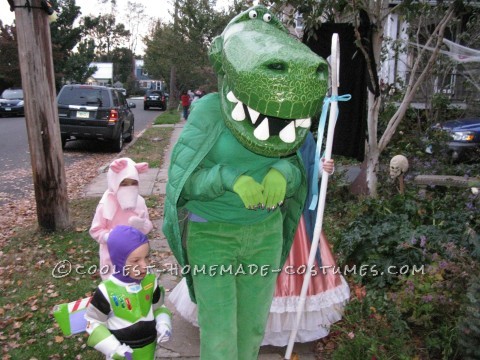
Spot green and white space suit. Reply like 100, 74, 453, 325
85, 226, 172, 360
85, 273, 171, 360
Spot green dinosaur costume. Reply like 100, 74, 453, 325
163, 5, 328, 360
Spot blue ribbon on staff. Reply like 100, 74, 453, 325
309, 94, 351, 210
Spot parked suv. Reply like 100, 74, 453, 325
427, 117, 480, 162
144, 90, 166, 110
0, 88, 24, 117
57, 85, 136, 152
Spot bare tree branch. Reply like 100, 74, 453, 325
379, 6, 455, 152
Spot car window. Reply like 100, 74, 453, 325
57, 87, 110, 107
148, 91, 163, 96
1, 89, 23, 100
112, 90, 120, 107
117, 91, 127, 105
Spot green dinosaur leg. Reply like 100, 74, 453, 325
187, 211, 283, 360
187, 220, 239, 360
236, 212, 282, 359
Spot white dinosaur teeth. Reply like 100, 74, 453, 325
295, 118, 311, 128
253, 118, 270, 140
247, 106, 260, 124
279, 121, 296, 143
227, 90, 302, 144
232, 102, 246, 121
227, 91, 238, 103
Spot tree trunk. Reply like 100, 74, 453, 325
14, 0, 70, 231
169, 65, 177, 110
366, 145, 380, 198
365, 88, 382, 197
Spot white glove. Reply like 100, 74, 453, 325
156, 313, 172, 343
128, 215, 146, 231
102, 231, 110, 244
107, 343, 133, 360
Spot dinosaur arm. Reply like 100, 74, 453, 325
270, 158, 302, 197
181, 164, 244, 201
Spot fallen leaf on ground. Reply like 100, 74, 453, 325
12, 322, 22, 329
54, 336, 64, 343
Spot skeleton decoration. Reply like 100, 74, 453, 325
389, 155, 409, 179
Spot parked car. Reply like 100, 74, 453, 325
57, 85, 136, 152
144, 90, 167, 110
429, 117, 480, 161
0, 88, 24, 117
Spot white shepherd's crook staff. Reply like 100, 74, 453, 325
284, 33, 346, 360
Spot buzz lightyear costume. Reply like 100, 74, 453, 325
85, 225, 172, 360
163, 6, 328, 360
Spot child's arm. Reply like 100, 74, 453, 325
152, 280, 173, 343
89, 204, 111, 244
85, 286, 133, 359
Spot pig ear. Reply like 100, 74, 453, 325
135, 162, 149, 173
110, 159, 127, 173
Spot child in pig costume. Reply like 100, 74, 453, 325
90, 158, 153, 279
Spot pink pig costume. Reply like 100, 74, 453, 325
90, 158, 153, 279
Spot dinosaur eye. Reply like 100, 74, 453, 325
249, 10, 258, 19
263, 13, 272, 22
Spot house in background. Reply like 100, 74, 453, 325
381, 8, 480, 109
86, 62, 113, 86
287, 4, 479, 109
134, 59, 166, 93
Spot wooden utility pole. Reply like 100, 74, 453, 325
13, 0, 70, 231
168, 0, 178, 110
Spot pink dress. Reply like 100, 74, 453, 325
262, 216, 350, 346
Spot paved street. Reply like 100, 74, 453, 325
0, 98, 161, 205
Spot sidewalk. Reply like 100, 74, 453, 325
84, 120, 321, 360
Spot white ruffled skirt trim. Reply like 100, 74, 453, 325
262, 276, 350, 346
168, 278, 199, 327
168, 276, 350, 346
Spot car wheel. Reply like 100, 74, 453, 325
144, 104, 149, 110
61, 136, 67, 149
111, 131, 124, 152
125, 121, 134, 143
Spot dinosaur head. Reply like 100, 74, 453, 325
209, 5, 328, 157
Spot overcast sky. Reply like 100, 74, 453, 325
0, 0, 172, 25
0, 0, 175, 54
0, 0, 234, 26
0, 0, 234, 54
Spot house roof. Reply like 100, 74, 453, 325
89, 62, 113, 80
